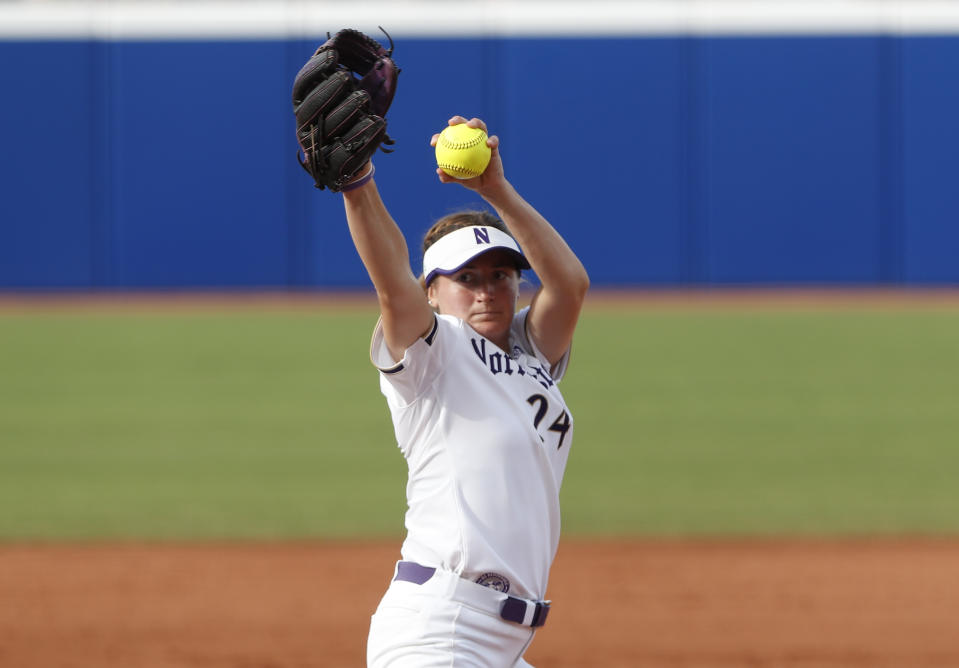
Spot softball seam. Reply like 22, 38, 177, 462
437, 162, 481, 176
440, 132, 486, 150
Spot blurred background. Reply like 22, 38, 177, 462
1, 1, 958, 543
2, 9, 958, 668
1, 0, 957, 291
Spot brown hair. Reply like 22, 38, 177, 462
422, 210, 512, 255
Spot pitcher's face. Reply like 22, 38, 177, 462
428, 249, 520, 350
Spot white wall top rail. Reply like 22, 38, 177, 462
1, 1, 959, 39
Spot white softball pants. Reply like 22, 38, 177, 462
367, 562, 537, 667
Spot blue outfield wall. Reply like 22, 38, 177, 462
0, 35, 957, 289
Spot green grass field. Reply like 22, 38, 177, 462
2, 299, 958, 540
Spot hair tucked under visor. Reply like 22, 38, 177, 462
422, 210, 511, 254
420, 211, 529, 288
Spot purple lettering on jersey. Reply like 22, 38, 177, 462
473, 227, 490, 244
471, 336, 533, 379
529, 364, 554, 390
471, 337, 487, 364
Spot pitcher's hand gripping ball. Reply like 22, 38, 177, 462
435, 124, 491, 179
292, 28, 400, 191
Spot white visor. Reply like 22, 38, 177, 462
422, 225, 530, 285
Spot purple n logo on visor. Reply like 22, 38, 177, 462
423, 225, 530, 285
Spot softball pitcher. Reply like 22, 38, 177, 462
341, 114, 589, 667
291, 30, 587, 666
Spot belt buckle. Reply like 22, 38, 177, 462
500, 596, 551, 628
530, 599, 551, 628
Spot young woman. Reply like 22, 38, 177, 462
342, 116, 589, 667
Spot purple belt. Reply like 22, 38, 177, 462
393, 561, 551, 628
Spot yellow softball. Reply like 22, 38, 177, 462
435, 124, 491, 179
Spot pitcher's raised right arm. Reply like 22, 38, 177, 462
341, 165, 434, 362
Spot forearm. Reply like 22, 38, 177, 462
481, 182, 589, 298
342, 181, 419, 296
342, 178, 433, 359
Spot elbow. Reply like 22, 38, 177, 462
572, 266, 590, 302
554, 267, 589, 313
535, 260, 589, 305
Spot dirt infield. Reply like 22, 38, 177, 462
2, 539, 958, 668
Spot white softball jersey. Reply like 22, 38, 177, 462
370, 306, 573, 601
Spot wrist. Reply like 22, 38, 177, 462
341, 162, 375, 192
478, 180, 517, 206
